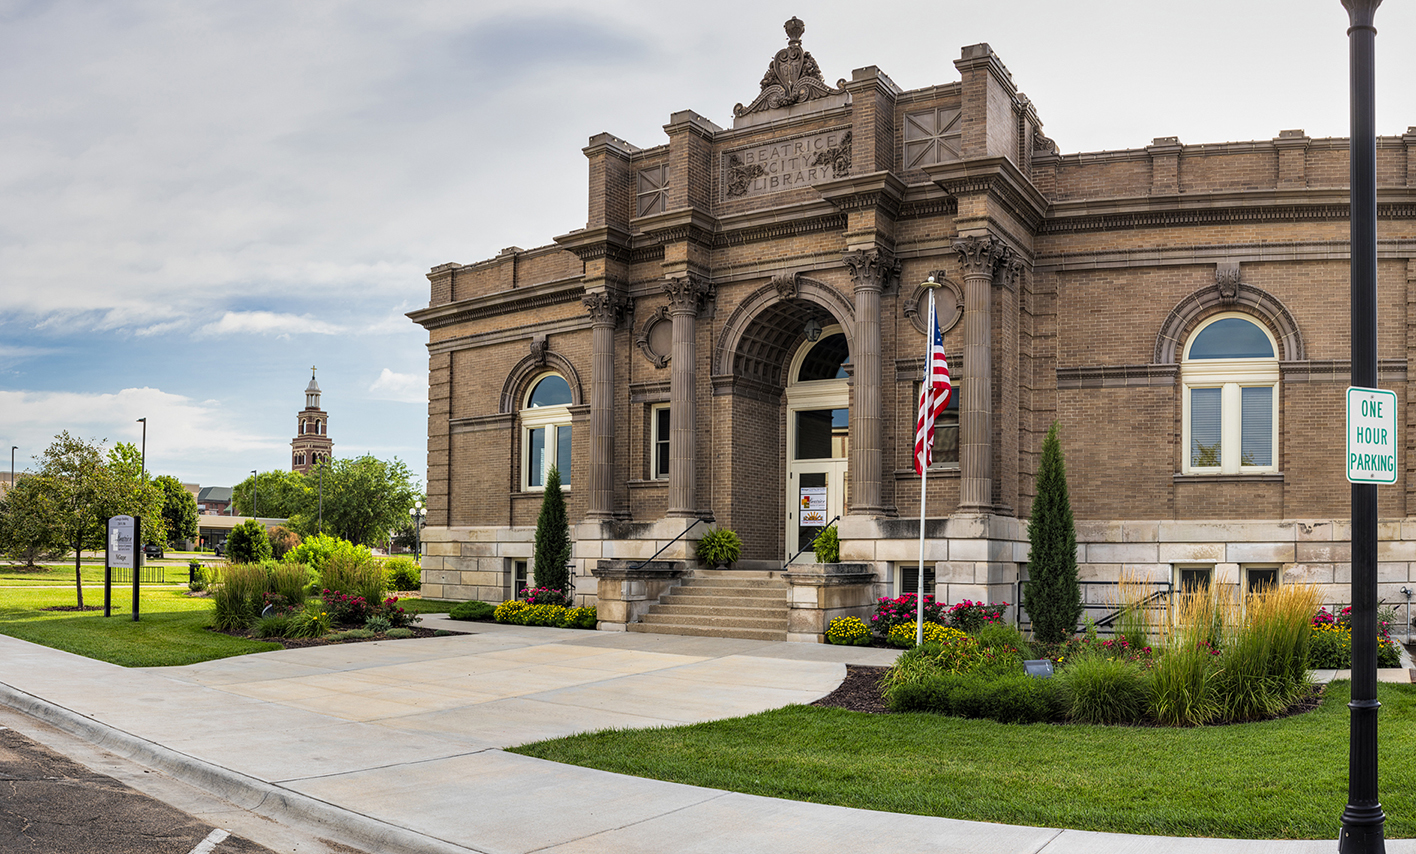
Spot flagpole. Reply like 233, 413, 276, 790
917, 279, 941, 646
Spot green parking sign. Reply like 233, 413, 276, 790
1347, 386, 1397, 484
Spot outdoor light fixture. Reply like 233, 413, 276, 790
251, 470, 258, 520
1023, 659, 1054, 679
409, 500, 426, 560
803, 316, 823, 342
136, 418, 146, 476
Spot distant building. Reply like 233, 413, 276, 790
196, 486, 233, 516
291, 366, 334, 474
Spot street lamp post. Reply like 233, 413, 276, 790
136, 418, 146, 476
318, 466, 323, 533
251, 470, 258, 520
409, 501, 425, 561
10, 446, 15, 492
1341, 2, 1386, 852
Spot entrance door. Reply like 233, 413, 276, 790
784, 329, 850, 563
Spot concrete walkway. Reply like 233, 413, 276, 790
0, 618, 1410, 854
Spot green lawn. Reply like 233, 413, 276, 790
390, 597, 454, 614
511, 680, 1416, 839
0, 585, 279, 666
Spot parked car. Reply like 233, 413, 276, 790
143, 543, 164, 560
213, 540, 227, 558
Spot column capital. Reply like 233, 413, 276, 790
663, 274, 713, 315
582, 290, 628, 327
952, 235, 1014, 281
841, 247, 899, 294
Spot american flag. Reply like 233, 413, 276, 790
914, 291, 953, 475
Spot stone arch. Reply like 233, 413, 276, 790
713, 275, 856, 388
499, 350, 584, 414
1154, 280, 1304, 364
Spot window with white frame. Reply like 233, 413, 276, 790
1181, 314, 1279, 474
1243, 565, 1280, 594
521, 373, 572, 490
650, 403, 670, 480
896, 563, 937, 597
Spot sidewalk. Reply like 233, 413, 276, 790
0, 620, 1409, 854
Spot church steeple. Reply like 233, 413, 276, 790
291, 366, 333, 474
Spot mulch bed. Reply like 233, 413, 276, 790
811, 665, 891, 714
211, 624, 471, 650
40, 605, 103, 612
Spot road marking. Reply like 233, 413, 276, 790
187, 828, 230, 854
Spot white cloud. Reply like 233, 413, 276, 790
0, 387, 284, 485
368, 368, 426, 403
199, 311, 345, 337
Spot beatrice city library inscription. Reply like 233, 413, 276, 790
722, 128, 853, 200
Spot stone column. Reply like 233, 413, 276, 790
953, 235, 1011, 513
663, 275, 712, 518
582, 291, 626, 521
842, 248, 893, 516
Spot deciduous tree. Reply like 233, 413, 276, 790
155, 475, 198, 546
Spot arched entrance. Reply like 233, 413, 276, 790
784, 328, 849, 562
711, 276, 855, 562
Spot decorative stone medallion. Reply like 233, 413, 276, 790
903, 274, 964, 336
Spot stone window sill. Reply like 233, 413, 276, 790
1173, 472, 1284, 484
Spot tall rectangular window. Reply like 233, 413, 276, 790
651, 404, 670, 480
525, 423, 571, 489
1240, 386, 1273, 466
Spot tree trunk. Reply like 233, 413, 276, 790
74, 536, 83, 608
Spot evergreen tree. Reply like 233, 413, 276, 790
1025, 422, 1082, 643
532, 466, 571, 593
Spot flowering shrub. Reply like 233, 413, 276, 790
494, 599, 530, 624
522, 586, 573, 607
381, 597, 418, 629
1308, 617, 1400, 668
945, 600, 1009, 633
871, 594, 945, 637
560, 606, 598, 629
826, 616, 871, 646
322, 589, 375, 626
522, 604, 568, 627
888, 621, 966, 649
286, 601, 332, 638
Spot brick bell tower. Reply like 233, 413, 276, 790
291, 366, 333, 474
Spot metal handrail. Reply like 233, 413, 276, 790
1094, 588, 1171, 628
781, 515, 841, 572
629, 518, 705, 569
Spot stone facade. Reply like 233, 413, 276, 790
409, 19, 1416, 636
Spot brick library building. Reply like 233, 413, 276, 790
409, 18, 1416, 642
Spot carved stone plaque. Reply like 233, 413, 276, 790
721, 127, 852, 201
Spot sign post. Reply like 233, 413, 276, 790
105, 515, 141, 622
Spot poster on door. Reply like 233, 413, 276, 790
799, 486, 827, 526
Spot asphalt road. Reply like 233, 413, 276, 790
0, 725, 273, 854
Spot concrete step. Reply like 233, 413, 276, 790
639, 613, 787, 630
627, 622, 788, 642
651, 603, 788, 619
680, 577, 787, 590
692, 569, 787, 581
668, 586, 788, 601
660, 593, 787, 609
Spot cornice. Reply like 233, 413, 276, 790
814, 170, 909, 217
632, 207, 720, 247
923, 156, 1050, 230
552, 224, 634, 263
1042, 187, 1416, 235
408, 277, 585, 331
1035, 238, 1416, 274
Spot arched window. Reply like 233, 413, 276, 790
1181, 313, 1279, 474
521, 373, 572, 490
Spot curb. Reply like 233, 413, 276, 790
0, 680, 485, 854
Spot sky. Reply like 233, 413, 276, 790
2, 0, 1415, 490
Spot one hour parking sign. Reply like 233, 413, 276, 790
1347, 386, 1398, 484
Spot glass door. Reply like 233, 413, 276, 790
786, 406, 847, 563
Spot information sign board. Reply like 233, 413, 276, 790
108, 515, 138, 569
1347, 386, 1398, 484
